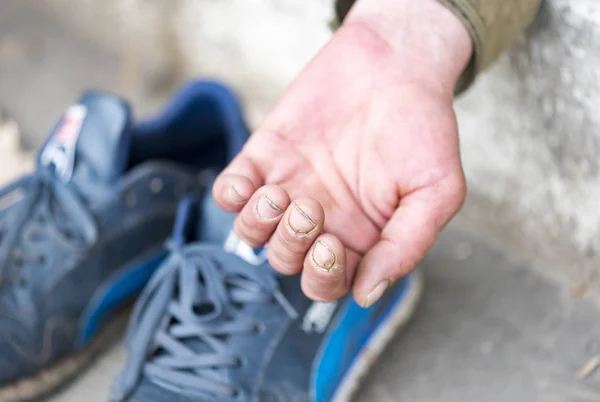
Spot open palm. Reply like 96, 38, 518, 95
214, 9, 470, 306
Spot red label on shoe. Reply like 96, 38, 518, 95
40, 104, 87, 182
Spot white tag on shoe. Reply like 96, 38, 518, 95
224, 231, 268, 266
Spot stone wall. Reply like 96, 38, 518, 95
456, 0, 600, 293
33, 0, 600, 296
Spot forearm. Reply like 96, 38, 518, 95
336, 0, 543, 93
343, 0, 473, 93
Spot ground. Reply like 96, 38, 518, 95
1, 1, 600, 401
52, 223, 600, 402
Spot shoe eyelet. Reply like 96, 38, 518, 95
252, 322, 265, 335
149, 178, 164, 194
233, 356, 246, 368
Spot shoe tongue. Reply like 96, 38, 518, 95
38, 91, 133, 190
174, 195, 267, 264
196, 193, 268, 264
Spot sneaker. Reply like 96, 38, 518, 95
0, 80, 249, 401
111, 194, 423, 402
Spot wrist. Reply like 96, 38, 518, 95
342, 0, 473, 95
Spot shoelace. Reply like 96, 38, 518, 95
0, 168, 98, 283
119, 241, 298, 399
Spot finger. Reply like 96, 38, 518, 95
301, 233, 348, 302
267, 197, 324, 275
213, 154, 264, 212
233, 185, 291, 248
353, 177, 466, 307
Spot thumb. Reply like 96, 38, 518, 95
352, 177, 466, 308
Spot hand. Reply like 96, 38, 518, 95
213, 0, 472, 307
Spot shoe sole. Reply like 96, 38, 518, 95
332, 270, 424, 402
0, 308, 129, 402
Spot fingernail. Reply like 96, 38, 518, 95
312, 241, 336, 271
288, 204, 317, 235
256, 194, 283, 220
227, 185, 247, 205
364, 280, 390, 308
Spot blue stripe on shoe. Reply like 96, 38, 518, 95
80, 252, 167, 344
311, 274, 414, 402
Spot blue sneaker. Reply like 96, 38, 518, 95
0, 81, 249, 401
112, 195, 423, 402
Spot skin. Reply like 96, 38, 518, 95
213, 0, 473, 307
